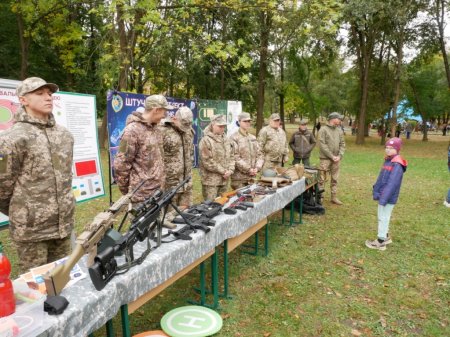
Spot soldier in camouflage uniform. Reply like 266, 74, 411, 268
0, 77, 75, 273
229, 112, 264, 189
199, 114, 235, 201
258, 113, 289, 170
318, 112, 346, 205
160, 106, 195, 209
114, 95, 173, 203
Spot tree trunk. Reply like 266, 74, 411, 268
279, 55, 285, 130
435, 0, 450, 88
117, 2, 128, 90
356, 51, 370, 145
390, 32, 404, 137
16, 13, 29, 79
256, 10, 271, 134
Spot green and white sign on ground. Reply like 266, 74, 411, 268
161, 306, 223, 337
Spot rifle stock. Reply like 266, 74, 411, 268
43, 179, 147, 295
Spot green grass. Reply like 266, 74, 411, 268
1, 127, 449, 337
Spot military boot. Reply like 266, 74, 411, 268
331, 194, 343, 205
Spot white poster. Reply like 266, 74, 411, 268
226, 100, 242, 136
0, 88, 105, 226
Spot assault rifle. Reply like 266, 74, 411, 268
88, 176, 190, 291
44, 180, 147, 296
167, 201, 222, 241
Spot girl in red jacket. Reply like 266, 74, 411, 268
366, 137, 408, 251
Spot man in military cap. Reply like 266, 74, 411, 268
199, 114, 235, 201
160, 106, 195, 212
318, 112, 346, 205
289, 119, 316, 167
114, 94, 174, 203
0, 77, 75, 273
258, 113, 289, 170
229, 112, 264, 189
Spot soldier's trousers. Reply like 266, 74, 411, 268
262, 160, 281, 170
230, 179, 254, 190
14, 235, 72, 274
292, 157, 310, 167
202, 185, 227, 202
318, 159, 340, 195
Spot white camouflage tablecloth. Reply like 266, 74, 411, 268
39, 178, 305, 337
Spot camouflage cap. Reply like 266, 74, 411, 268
270, 113, 281, 120
16, 77, 58, 97
145, 95, 175, 110
299, 119, 308, 125
210, 114, 227, 126
328, 112, 343, 121
175, 106, 193, 123
238, 112, 251, 121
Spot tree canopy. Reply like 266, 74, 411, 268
1, 0, 449, 140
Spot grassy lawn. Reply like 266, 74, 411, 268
1, 126, 449, 336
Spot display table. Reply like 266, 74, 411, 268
38, 178, 306, 337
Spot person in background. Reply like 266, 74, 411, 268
229, 112, 264, 189
258, 113, 289, 169
160, 106, 195, 219
199, 114, 235, 201
114, 95, 173, 203
318, 112, 346, 205
366, 137, 408, 250
289, 119, 316, 167
0, 77, 75, 273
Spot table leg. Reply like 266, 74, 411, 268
120, 304, 131, 337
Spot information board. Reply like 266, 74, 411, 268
0, 87, 105, 226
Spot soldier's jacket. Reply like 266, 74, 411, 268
114, 112, 165, 203
160, 122, 194, 191
229, 129, 264, 181
0, 107, 75, 243
289, 129, 316, 159
257, 125, 289, 163
199, 124, 235, 186
318, 123, 346, 160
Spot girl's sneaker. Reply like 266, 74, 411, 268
365, 239, 386, 251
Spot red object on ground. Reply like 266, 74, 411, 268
0, 243, 15, 317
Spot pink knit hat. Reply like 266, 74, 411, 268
385, 137, 402, 152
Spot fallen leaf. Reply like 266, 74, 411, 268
263, 333, 271, 337
351, 329, 362, 336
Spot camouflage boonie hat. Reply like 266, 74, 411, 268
16, 77, 58, 97
299, 119, 308, 125
175, 106, 193, 123
238, 112, 251, 121
328, 112, 343, 120
210, 114, 227, 126
175, 106, 193, 131
270, 113, 281, 120
145, 95, 175, 110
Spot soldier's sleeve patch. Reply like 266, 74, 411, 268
119, 139, 128, 153
0, 154, 7, 174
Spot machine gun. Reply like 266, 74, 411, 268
88, 176, 191, 291
44, 179, 148, 296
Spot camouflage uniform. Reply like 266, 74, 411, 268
199, 123, 235, 201
229, 129, 264, 189
114, 111, 165, 203
258, 125, 289, 170
318, 119, 346, 197
0, 106, 75, 272
160, 120, 195, 208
